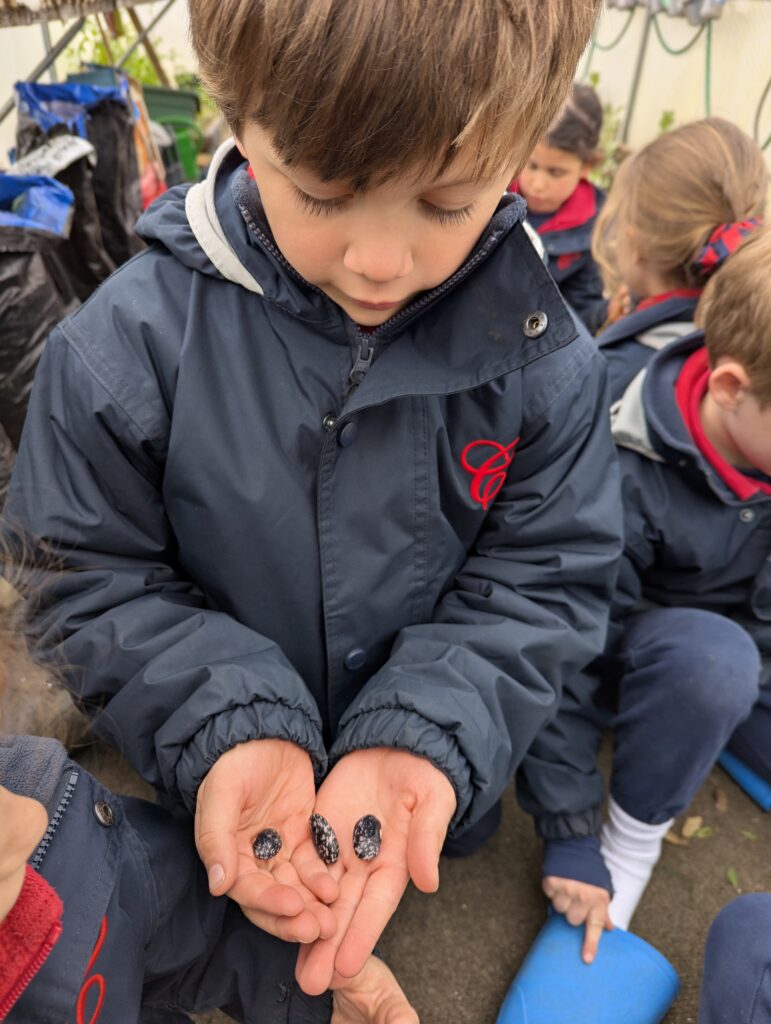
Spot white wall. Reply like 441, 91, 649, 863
578, 2, 770, 168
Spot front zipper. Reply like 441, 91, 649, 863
30, 769, 79, 872
346, 335, 377, 399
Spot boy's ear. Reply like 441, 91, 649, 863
708, 359, 752, 411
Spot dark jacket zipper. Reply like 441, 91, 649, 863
30, 769, 79, 872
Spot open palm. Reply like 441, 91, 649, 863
195, 738, 337, 942
295, 748, 456, 995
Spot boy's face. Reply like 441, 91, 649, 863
518, 143, 590, 216
235, 126, 515, 326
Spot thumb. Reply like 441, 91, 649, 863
406, 798, 452, 893
194, 768, 243, 894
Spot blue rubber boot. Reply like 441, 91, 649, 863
497, 914, 679, 1024
718, 751, 771, 812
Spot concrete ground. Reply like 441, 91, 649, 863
76, 740, 771, 1024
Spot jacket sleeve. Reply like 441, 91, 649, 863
515, 449, 659, 858
330, 336, 624, 832
5, 326, 327, 813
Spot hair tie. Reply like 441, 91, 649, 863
694, 217, 763, 278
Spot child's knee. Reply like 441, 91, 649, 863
706, 893, 771, 957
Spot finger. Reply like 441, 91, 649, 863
582, 918, 606, 964
296, 870, 368, 996
566, 902, 587, 928
227, 870, 306, 918
240, 904, 325, 944
335, 864, 409, 979
292, 836, 340, 905
550, 892, 571, 915
542, 877, 557, 899
194, 776, 244, 894
270, 859, 338, 938
406, 801, 451, 893
605, 910, 614, 931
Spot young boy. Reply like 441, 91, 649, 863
5, 0, 620, 1000
519, 225, 771, 957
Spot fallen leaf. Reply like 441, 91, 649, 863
741, 829, 758, 841
695, 826, 714, 839
726, 866, 740, 893
664, 830, 689, 847
713, 787, 728, 812
682, 815, 703, 839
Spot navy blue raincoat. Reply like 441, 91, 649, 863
6, 142, 622, 833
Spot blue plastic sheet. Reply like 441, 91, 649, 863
0, 173, 74, 237
14, 81, 129, 140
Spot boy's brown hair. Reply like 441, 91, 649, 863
189, 0, 602, 189
593, 118, 768, 295
697, 226, 771, 405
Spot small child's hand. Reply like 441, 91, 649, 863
195, 738, 338, 944
0, 784, 48, 923
294, 748, 456, 996
542, 875, 613, 964
331, 955, 419, 1024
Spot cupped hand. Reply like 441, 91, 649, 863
195, 738, 338, 943
294, 747, 456, 995
542, 875, 613, 963
331, 955, 420, 1024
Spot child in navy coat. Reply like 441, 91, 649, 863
512, 83, 608, 334
518, 224, 771, 960
593, 117, 767, 403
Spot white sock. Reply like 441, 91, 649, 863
600, 796, 674, 930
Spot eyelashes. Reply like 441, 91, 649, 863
291, 185, 475, 225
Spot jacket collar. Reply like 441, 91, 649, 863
598, 292, 700, 349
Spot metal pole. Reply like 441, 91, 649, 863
0, 17, 86, 126
40, 21, 58, 83
117, 0, 177, 69
622, 12, 653, 144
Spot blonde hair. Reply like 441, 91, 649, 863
593, 118, 768, 295
697, 226, 771, 405
189, 0, 602, 189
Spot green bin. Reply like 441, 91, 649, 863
143, 87, 203, 181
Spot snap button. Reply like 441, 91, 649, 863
740, 508, 756, 523
322, 413, 337, 431
94, 800, 115, 827
338, 422, 358, 447
344, 647, 367, 671
523, 311, 548, 339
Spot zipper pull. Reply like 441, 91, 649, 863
346, 338, 375, 397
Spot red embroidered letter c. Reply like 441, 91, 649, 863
460, 438, 520, 510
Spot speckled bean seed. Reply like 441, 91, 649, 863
353, 815, 382, 861
310, 813, 340, 865
252, 828, 282, 861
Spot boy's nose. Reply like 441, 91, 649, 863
343, 236, 413, 284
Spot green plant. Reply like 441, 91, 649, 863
64, 17, 177, 88
658, 109, 676, 134
587, 72, 629, 191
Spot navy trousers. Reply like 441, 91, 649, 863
610, 608, 770, 824
698, 894, 771, 1023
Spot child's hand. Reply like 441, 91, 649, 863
542, 875, 613, 963
0, 784, 48, 923
195, 738, 338, 943
294, 748, 456, 996
331, 954, 419, 1024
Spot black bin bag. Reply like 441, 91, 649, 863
0, 173, 79, 451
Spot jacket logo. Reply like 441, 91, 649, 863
461, 438, 520, 510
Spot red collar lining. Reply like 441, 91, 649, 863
675, 347, 771, 500
636, 288, 702, 312
509, 178, 597, 235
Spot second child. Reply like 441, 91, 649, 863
593, 117, 768, 403
519, 225, 771, 957
512, 83, 609, 334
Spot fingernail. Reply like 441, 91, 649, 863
208, 863, 225, 891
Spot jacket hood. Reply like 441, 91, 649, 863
136, 139, 528, 332
612, 331, 771, 506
